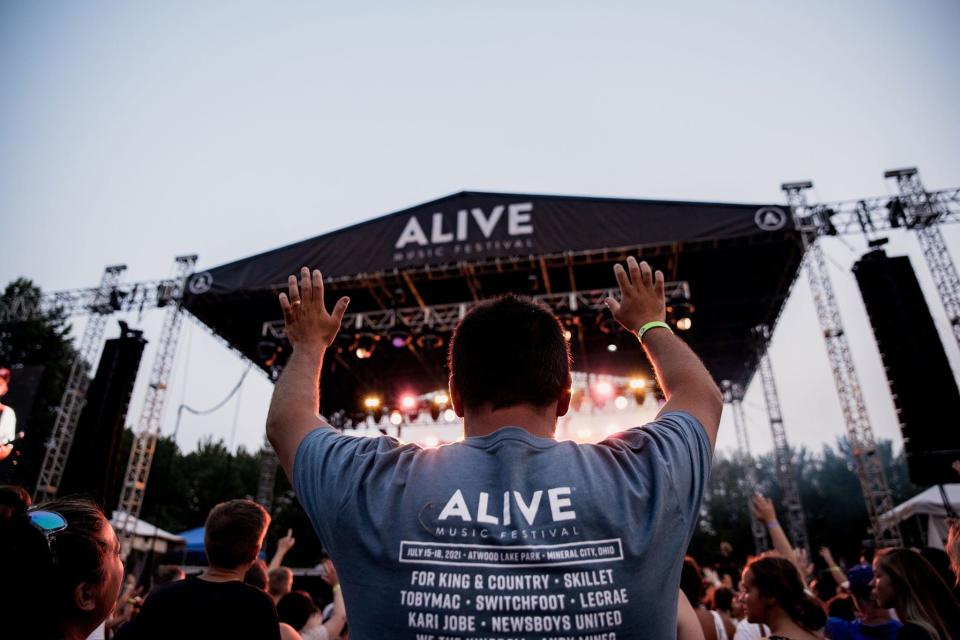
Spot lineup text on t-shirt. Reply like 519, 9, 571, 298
399, 485, 627, 640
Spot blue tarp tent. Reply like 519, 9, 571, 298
177, 526, 206, 565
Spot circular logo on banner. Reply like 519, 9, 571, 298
188, 272, 213, 295
754, 207, 788, 231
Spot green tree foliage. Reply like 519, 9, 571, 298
691, 438, 921, 570
0, 278, 78, 488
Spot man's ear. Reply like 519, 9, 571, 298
556, 373, 573, 417
74, 581, 99, 612
449, 376, 464, 418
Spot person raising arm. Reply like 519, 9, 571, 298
266, 267, 349, 481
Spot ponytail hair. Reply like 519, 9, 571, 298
745, 556, 826, 632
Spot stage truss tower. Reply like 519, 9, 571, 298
34, 265, 127, 502
782, 182, 902, 547
117, 255, 196, 557
754, 326, 809, 554
256, 435, 279, 510
723, 381, 768, 554
884, 167, 960, 351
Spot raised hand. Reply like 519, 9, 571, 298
321, 558, 339, 587
604, 257, 666, 333
278, 528, 296, 554
749, 494, 777, 524
279, 267, 350, 351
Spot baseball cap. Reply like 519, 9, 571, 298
847, 564, 874, 600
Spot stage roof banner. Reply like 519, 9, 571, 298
186, 191, 794, 296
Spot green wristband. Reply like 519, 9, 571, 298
636, 321, 672, 342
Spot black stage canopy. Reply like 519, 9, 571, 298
183, 191, 804, 420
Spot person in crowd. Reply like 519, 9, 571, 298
750, 495, 812, 582
679, 589, 708, 640
683, 556, 721, 640
153, 564, 185, 585
739, 556, 826, 640
872, 548, 960, 640
269, 566, 295, 604
0, 482, 31, 528
0, 367, 18, 463
920, 547, 960, 600
267, 258, 722, 638
0, 496, 125, 640
710, 586, 740, 639
246, 557, 305, 640
270, 527, 296, 569
716, 541, 741, 588
825, 594, 856, 622
948, 520, 960, 588
114, 499, 279, 640
245, 557, 270, 590
276, 562, 345, 640
824, 564, 900, 640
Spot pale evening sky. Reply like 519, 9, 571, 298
1, 1, 959, 462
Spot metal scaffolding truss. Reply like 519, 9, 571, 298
34, 265, 128, 502
884, 169, 960, 351
754, 326, 809, 555
255, 435, 279, 511
116, 256, 197, 557
782, 182, 902, 547
1, 277, 184, 325
262, 283, 691, 339
723, 380, 768, 554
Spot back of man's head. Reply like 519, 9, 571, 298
204, 499, 269, 570
268, 566, 293, 596
449, 295, 571, 412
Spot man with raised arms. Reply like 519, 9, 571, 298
267, 256, 722, 639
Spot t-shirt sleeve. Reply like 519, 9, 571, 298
622, 411, 713, 538
293, 427, 399, 545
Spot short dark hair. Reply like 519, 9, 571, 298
711, 586, 734, 612
204, 500, 269, 570
449, 295, 571, 411
244, 558, 269, 590
277, 590, 319, 631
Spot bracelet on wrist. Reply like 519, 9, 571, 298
332, 584, 341, 592
765, 520, 780, 530
636, 321, 673, 342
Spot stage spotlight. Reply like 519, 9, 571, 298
352, 333, 380, 359
628, 377, 645, 390
400, 394, 417, 410
667, 302, 695, 332
363, 396, 381, 410
389, 411, 403, 426
614, 395, 628, 410
433, 392, 449, 406
443, 409, 457, 422
424, 435, 439, 448
595, 381, 613, 397
416, 334, 444, 350
607, 343, 618, 352
389, 331, 412, 349
563, 330, 573, 342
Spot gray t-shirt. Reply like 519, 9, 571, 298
294, 411, 712, 640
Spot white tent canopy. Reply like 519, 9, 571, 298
879, 484, 960, 549
111, 511, 186, 554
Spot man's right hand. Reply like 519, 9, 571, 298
604, 256, 666, 333
279, 267, 350, 352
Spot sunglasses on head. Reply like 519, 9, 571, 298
27, 509, 68, 567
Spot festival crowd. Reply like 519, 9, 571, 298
2, 258, 958, 639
